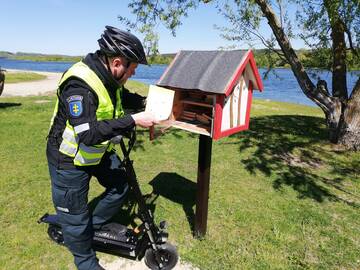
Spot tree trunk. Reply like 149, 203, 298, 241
337, 78, 360, 150
325, 97, 343, 143
324, 0, 348, 101
254, 0, 343, 141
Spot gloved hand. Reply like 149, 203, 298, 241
131, 111, 158, 128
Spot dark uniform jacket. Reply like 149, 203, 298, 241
47, 51, 144, 170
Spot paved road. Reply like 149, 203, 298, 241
1, 69, 62, 97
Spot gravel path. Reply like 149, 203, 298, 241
1, 69, 62, 97
99, 256, 199, 270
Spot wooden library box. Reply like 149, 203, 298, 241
146, 50, 263, 140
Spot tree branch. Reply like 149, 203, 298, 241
324, 0, 348, 100
349, 76, 360, 100
254, 0, 333, 113
344, 24, 359, 58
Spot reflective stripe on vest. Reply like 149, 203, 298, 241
51, 61, 124, 166
59, 124, 78, 157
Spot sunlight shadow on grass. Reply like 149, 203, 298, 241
88, 172, 198, 230
149, 172, 196, 233
0, 102, 22, 109
222, 115, 359, 208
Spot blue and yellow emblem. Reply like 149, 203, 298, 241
67, 95, 83, 117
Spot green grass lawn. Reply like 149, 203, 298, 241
0, 83, 359, 270
5, 72, 47, 83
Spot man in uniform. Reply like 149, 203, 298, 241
46, 26, 157, 270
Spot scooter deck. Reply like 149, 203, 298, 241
39, 213, 140, 258
93, 224, 138, 258
93, 232, 138, 258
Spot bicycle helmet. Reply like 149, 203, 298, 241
98, 26, 148, 65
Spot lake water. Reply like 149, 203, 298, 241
1, 57, 359, 107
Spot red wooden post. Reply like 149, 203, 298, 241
194, 134, 213, 238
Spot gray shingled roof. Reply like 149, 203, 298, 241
157, 50, 247, 94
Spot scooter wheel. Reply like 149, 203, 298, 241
47, 225, 64, 245
144, 243, 178, 270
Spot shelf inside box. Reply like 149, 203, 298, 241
170, 90, 215, 136
181, 99, 213, 108
171, 120, 211, 136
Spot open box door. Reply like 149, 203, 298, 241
146, 85, 215, 139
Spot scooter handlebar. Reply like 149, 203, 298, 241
110, 127, 137, 158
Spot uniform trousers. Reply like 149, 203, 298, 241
48, 153, 128, 270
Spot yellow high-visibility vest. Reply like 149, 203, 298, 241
50, 61, 124, 166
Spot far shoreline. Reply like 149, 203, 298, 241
4, 68, 62, 75
1, 57, 360, 72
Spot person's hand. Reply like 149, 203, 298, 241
131, 111, 158, 128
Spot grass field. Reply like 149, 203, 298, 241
4, 72, 47, 83
0, 82, 359, 270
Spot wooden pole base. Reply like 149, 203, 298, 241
194, 134, 213, 238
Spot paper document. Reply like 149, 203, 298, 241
145, 85, 175, 122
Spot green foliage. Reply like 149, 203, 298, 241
346, 49, 360, 70
5, 72, 47, 83
11, 54, 82, 62
253, 49, 360, 70
147, 54, 174, 65
253, 50, 288, 68
292, 0, 360, 77
0, 51, 82, 62
0, 51, 14, 58
118, 0, 204, 54
0, 84, 359, 269
1, 51, 174, 65
140, 24, 160, 57
295, 0, 360, 49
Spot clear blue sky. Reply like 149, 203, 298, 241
0, 0, 305, 56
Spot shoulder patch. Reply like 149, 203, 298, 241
66, 95, 83, 103
67, 95, 83, 117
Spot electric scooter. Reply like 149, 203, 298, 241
38, 128, 178, 270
